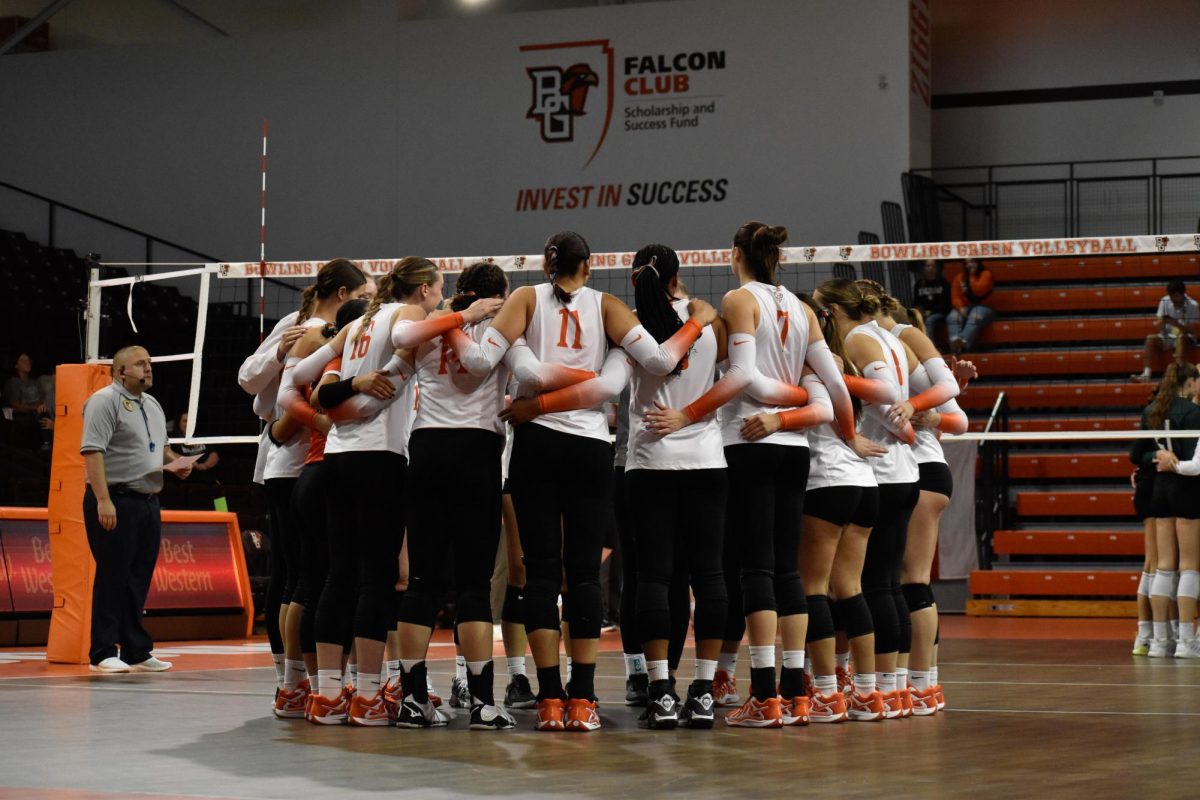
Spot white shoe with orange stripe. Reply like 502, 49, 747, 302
724, 696, 783, 728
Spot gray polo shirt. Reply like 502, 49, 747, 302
80, 383, 167, 495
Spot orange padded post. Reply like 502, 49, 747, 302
46, 363, 112, 664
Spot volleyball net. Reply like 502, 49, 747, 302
84, 231, 1200, 449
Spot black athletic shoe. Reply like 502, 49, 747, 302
468, 703, 517, 730
625, 673, 649, 706
504, 674, 537, 709
639, 680, 679, 730
449, 677, 473, 709
679, 682, 716, 729
396, 696, 449, 728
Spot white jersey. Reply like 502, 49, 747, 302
719, 281, 810, 447
264, 316, 328, 481
891, 322, 946, 466
847, 321, 919, 485
806, 419, 877, 490
523, 282, 609, 441
627, 299, 725, 471
413, 319, 507, 436
325, 302, 412, 456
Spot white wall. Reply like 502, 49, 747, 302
930, 0, 1200, 166
0, 0, 912, 264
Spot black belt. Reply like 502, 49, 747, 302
106, 485, 158, 501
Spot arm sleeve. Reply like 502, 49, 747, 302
447, 326, 512, 376
804, 339, 856, 441
1176, 439, 1200, 476
777, 374, 834, 431
682, 333, 755, 423
276, 358, 320, 431
237, 314, 293, 395
317, 378, 356, 410
535, 349, 634, 414
505, 344, 596, 392
620, 321, 703, 377
908, 356, 960, 412
845, 364, 901, 405
935, 396, 969, 435
291, 343, 338, 387
391, 312, 465, 349
744, 369, 809, 406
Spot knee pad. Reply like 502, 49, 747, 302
1178, 570, 1200, 601
502, 584, 524, 625
455, 589, 492, 625
805, 595, 835, 643
894, 590, 912, 655
691, 572, 728, 643
829, 596, 844, 633
566, 584, 601, 639
741, 568, 776, 616
865, 590, 899, 653
1138, 572, 1154, 599
1152, 570, 1178, 599
835, 594, 874, 639
775, 571, 808, 617
396, 580, 438, 629
902, 583, 936, 613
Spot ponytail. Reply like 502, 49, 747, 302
352, 257, 439, 349
1148, 362, 1199, 428
544, 231, 591, 306
353, 273, 393, 350
817, 277, 881, 320
296, 284, 319, 325
800, 292, 862, 420
855, 278, 900, 316
631, 244, 685, 374
733, 221, 788, 285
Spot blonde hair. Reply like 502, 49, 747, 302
854, 278, 900, 315
817, 277, 881, 320
353, 257, 439, 348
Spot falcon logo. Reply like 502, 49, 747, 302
1155, 236, 1170, 252
1194, 235, 1200, 251
803, 248, 817, 262
839, 246, 853, 260
526, 64, 599, 143
521, 40, 614, 167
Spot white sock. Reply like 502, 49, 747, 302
386, 659, 401, 681
1171, 620, 1180, 639
1140, 366, 1151, 378
1181, 621, 1196, 642
455, 655, 468, 682
363, 667, 382, 693
835, 652, 850, 670
930, 665, 939, 686
749, 645, 775, 669
348, 663, 358, 688
624, 653, 646, 677
467, 659, 489, 677
1137, 620, 1153, 638
804, 654, 813, 674
877, 672, 897, 694
909, 670, 932, 691
694, 658, 717, 682
317, 669, 343, 696
814, 674, 837, 695
782, 649, 804, 670
853, 672, 876, 694
717, 651, 738, 673
1154, 621, 1170, 640
272, 654, 286, 688
283, 659, 306, 691
506, 656, 527, 677
895, 667, 908, 689
566, 657, 573, 684
647, 659, 670, 682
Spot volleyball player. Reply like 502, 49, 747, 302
1147, 363, 1200, 658
813, 278, 953, 718
858, 279, 967, 714
645, 223, 856, 729
448, 231, 719, 732
1131, 389, 1160, 655
289, 257, 502, 726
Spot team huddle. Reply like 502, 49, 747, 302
238, 221, 974, 732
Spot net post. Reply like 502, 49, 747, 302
184, 267, 213, 441
85, 265, 101, 362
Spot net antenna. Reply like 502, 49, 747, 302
259, 118, 268, 344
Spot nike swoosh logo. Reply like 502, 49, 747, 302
630, 334, 643, 345
487, 337, 499, 347
733, 340, 750, 346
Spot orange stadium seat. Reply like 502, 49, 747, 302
1015, 490, 1135, 518
1008, 452, 1132, 480
991, 529, 1144, 557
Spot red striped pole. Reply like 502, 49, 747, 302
259, 119, 268, 343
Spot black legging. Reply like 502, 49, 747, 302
318, 450, 406, 645
863, 481, 920, 655
627, 468, 728, 644
508, 423, 613, 639
263, 477, 298, 654
399, 428, 503, 628
294, 460, 331, 654
724, 443, 810, 619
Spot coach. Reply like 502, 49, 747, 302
80, 345, 192, 673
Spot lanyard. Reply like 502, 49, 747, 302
124, 393, 156, 453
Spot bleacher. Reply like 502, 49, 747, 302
960, 253, 1200, 617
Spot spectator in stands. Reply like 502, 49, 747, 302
3, 352, 47, 450
946, 258, 995, 354
1133, 279, 1199, 382
912, 259, 952, 344
174, 411, 219, 478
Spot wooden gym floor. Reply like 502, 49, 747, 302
0, 617, 1194, 800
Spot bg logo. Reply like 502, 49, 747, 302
521, 40, 614, 168
1155, 236, 1170, 252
